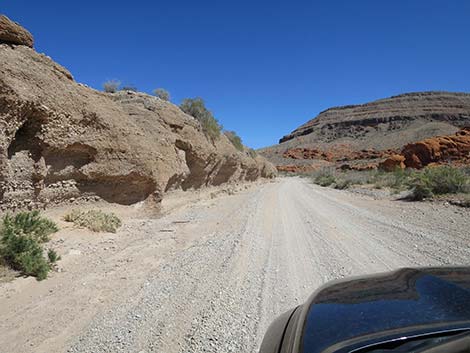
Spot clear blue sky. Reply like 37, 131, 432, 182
2, 1, 470, 148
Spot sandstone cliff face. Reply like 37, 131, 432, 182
0, 33, 275, 209
260, 92, 470, 170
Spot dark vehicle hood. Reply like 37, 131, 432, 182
300, 267, 470, 353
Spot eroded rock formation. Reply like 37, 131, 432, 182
0, 19, 275, 210
398, 129, 470, 169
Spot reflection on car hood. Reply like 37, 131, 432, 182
301, 267, 470, 353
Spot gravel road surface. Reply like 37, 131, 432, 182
1, 177, 469, 353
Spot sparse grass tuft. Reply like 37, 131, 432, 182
64, 210, 122, 233
0, 211, 59, 280
47, 249, 61, 264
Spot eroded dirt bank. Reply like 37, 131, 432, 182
1, 178, 469, 353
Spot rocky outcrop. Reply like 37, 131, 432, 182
0, 20, 275, 210
402, 128, 470, 169
379, 128, 470, 169
0, 15, 33, 47
283, 147, 397, 163
283, 148, 333, 161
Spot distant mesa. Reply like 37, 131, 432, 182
259, 91, 470, 171
278, 91, 470, 145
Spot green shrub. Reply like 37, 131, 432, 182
372, 168, 412, 191
224, 130, 244, 151
313, 171, 336, 187
153, 88, 170, 101
180, 98, 222, 141
408, 180, 433, 201
3, 211, 58, 243
334, 179, 351, 190
334, 170, 377, 187
0, 212, 59, 280
406, 166, 469, 200
64, 209, 122, 233
103, 80, 121, 93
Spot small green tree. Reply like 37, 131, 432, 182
153, 88, 170, 101
103, 80, 121, 93
224, 131, 244, 151
180, 98, 222, 141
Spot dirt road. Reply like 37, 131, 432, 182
1, 177, 469, 353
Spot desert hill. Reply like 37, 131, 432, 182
259, 91, 470, 171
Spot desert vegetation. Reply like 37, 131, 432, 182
224, 130, 244, 151
180, 98, 222, 141
310, 165, 470, 202
153, 88, 170, 101
121, 85, 138, 92
0, 211, 59, 280
313, 168, 337, 187
247, 149, 257, 158
103, 79, 121, 93
64, 209, 122, 233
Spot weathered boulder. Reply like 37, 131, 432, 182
0, 15, 34, 47
378, 154, 405, 171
